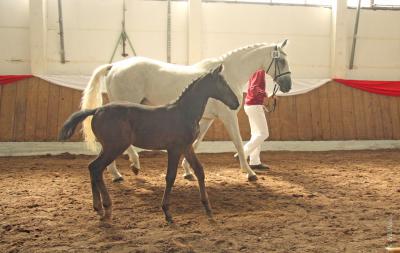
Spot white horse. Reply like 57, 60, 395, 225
81, 41, 292, 182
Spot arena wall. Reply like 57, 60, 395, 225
1, 77, 399, 142
1, 1, 399, 80
1, 1, 399, 143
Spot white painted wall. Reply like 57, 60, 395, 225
345, 9, 400, 80
202, 3, 332, 78
0, 0, 399, 80
0, 0, 31, 74
46, 0, 188, 74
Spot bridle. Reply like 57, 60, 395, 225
263, 46, 291, 113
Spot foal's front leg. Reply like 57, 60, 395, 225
161, 149, 181, 223
184, 147, 213, 219
182, 118, 214, 181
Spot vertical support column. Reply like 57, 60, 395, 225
167, 0, 172, 63
30, 0, 47, 74
57, 0, 66, 64
331, 0, 347, 78
187, 0, 202, 64
349, 0, 362, 69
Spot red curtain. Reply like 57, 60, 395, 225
0, 75, 33, 85
334, 79, 400, 97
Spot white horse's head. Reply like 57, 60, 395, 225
197, 41, 292, 96
265, 39, 292, 93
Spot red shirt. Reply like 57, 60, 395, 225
245, 70, 267, 105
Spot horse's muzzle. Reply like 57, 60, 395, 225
230, 100, 240, 110
277, 75, 292, 93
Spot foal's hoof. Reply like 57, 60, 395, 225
100, 215, 111, 222
183, 174, 196, 181
248, 174, 258, 182
94, 208, 104, 217
208, 217, 217, 225
100, 208, 112, 222
112, 177, 124, 183
165, 216, 174, 224
99, 221, 112, 228
130, 164, 139, 175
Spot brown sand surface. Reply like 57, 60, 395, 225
0, 150, 399, 252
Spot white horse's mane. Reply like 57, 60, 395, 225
220, 43, 271, 59
111, 43, 276, 76
194, 43, 275, 69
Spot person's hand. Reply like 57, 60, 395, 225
263, 96, 269, 106
263, 96, 278, 105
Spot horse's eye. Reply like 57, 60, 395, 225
278, 58, 286, 67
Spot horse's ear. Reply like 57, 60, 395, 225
280, 39, 289, 49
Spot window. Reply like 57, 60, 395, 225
347, 0, 372, 7
306, 0, 330, 5
347, 0, 400, 8
204, 0, 331, 6
373, 0, 400, 6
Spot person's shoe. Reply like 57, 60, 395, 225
249, 163, 270, 171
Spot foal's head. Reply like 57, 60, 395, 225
206, 65, 240, 110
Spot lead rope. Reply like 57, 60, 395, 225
263, 84, 279, 113
263, 54, 281, 113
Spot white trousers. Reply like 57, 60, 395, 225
243, 105, 269, 165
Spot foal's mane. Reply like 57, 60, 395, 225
171, 71, 212, 105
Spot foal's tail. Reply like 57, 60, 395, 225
81, 64, 112, 150
59, 109, 97, 142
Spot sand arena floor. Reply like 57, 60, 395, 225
0, 150, 399, 252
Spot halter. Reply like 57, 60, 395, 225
263, 46, 291, 113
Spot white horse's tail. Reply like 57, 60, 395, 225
81, 64, 112, 151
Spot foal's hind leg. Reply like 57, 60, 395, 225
184, 147, 213, 219
161, 149, 181, 223
88, 160, 103, 217
91, 144, 130, 222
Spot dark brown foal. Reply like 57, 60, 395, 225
59, 65, 240, 223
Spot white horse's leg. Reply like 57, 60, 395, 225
126, 146, 141, 175
107, 162, 124, 182
219, 110, 257, 181
106, 73, 147, 183
182, 118, 214, 180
